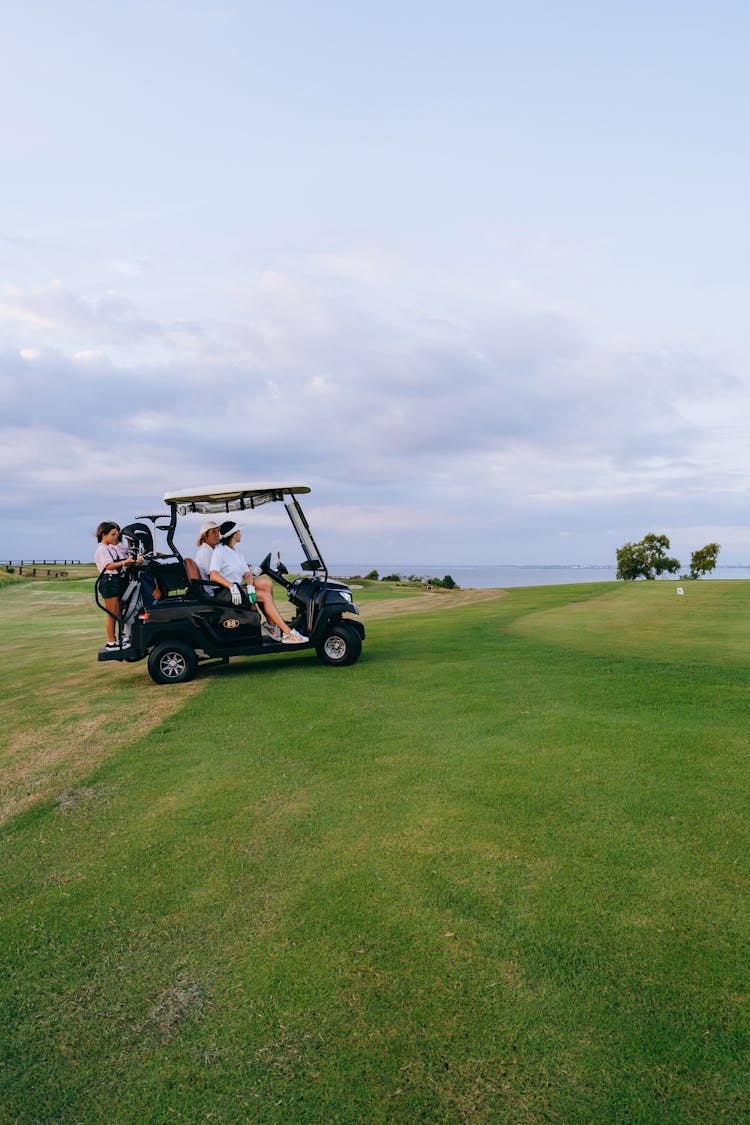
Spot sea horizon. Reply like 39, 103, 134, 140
329, 563, 750, 590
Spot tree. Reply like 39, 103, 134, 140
690, 542, 720, 579
425, 575, 459, 589
616, 541, 651, 580
616, 533, 680, 581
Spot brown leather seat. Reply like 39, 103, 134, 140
184, 557, 202, 584
184, 557, 217, 598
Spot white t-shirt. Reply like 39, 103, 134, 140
194, 543, 216, 596
94, 541, 130, 573
195, 543, 214, 580
209, 544, 250, 586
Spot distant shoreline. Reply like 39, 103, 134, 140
330, 563, 750, 590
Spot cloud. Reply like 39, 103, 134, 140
0, 281, 161, 349
1, 259, 748, 562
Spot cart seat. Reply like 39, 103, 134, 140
184, 557, 219, 599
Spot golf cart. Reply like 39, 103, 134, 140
95, 483, 364, 684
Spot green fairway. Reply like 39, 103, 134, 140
1, 579, 749, 1122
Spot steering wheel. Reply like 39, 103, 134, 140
259, 552, 289, 581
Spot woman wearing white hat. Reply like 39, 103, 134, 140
194, 521, 221, 594
209, 521, 308, 644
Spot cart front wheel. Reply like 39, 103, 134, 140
316, 622, 362, 667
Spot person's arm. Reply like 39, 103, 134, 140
208, 546, 230, 588
210, 569, 243, 604
235, 550, 253, 586
107, 553, 143, 572
96, 545, 140, 573
209, 547, 243, 603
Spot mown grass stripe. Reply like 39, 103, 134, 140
1, 580, 748, 1121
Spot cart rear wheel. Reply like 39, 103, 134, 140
316, 621, 362, 667
148, 641, 197, 685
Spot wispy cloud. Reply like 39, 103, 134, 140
0, 281, 161, 347
1, 255, 746, 561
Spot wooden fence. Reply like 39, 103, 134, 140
2, 560, 81, 566
2, 560, 81, 578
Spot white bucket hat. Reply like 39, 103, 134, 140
196, 520, 219, 545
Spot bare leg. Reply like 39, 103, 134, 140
103, 596, 120, 643
253, 576, 292, 634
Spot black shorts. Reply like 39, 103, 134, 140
99, 572, 126, 598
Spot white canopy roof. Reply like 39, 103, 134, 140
164, 483, 310, 514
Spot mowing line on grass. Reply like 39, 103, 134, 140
0, 582, 499, 825
0, 583, 203, 825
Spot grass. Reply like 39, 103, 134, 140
0, 577, 202, 824
510, 578, 750, 667
1, 578, 749, 1121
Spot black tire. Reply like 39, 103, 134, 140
147, 640, 198, 685
315, 621, 362, 667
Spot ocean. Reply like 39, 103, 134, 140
328, 564, 750, 590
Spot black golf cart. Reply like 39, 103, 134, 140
95, 483, 364, 684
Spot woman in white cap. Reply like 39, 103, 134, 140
209, 521, 308, 644
194, 521, 221, 594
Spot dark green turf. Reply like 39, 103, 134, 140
1, 582, 749, 1122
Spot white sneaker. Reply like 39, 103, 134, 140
282, 629, 308, 644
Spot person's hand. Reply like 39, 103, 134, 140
230, 584, 242, 605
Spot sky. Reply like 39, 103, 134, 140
2, 0, 749, 567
